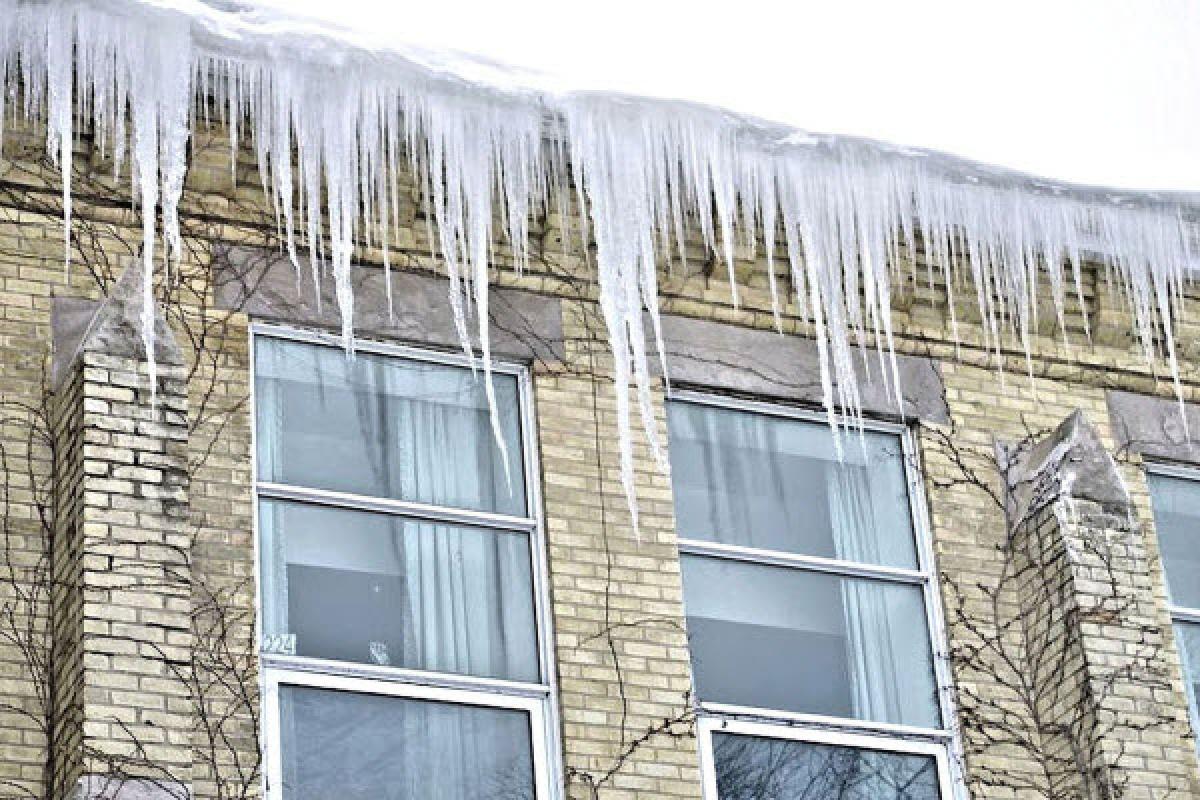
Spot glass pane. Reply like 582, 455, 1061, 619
712, 732, 941, 800
256, 336, 526, 516
682, 555, 941, 728
280, 685, 535, 800
1147, 473, 1200, 610
260, 499, 539, 683
1177, 621, 1200, 754
667, 402, 917, 569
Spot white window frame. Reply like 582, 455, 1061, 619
1143, 461, 1200, 744
668, 389, 962, 799
250, 322, 561, 799
698, 718, 956, 800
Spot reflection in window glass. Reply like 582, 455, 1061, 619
682, 555, 941, 728
1147, 472, 1200, 756
667, 402, 916, 568
1147, 473, 1200, 610
259, 499, 539, 682
256, 336, 526, 516
712, 733, 940, 800
280, 686, 535, 800
1178, 621, 1200, 753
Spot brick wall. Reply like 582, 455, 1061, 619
538, 300, 700, 800
0, 115, 1197, 799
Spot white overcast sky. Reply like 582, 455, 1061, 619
251, 0, 1199, 193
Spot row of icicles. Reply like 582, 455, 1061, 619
1, 0, 1197, 531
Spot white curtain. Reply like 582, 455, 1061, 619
828, 464, 905, 724
674, 402, 808, 547
256, 344, 288, 645
385, 376, 532, 681
1177, 622, 1200, 754
828, 460, 941, 728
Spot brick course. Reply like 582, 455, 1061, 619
48, 276, 193, 795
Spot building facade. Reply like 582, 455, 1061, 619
0, 115, 1197, 800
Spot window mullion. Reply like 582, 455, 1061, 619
1174, 607, 1200, 625
678, 537, 928, 584
265, 665, 548, 711
257, 480, 538, 532
261, 654, 551, 700
698, 702, 950, 740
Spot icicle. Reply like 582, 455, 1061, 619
44, 4, 72, 271
0, 0, 1195, 541
0, 4, 10, 148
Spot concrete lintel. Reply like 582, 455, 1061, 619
212, 245, 565, 363
1107, 389, 1200, 466
650, 313, 950, 423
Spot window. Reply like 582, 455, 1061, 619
667, 394, 955, 800
702, 721, 946, 800
1146, 467, 1200, 754
253, 326, 556, 799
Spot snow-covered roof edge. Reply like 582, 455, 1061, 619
1, 0, 1196, 532
69, 0, 1200, 207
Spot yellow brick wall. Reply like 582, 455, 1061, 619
537, 300, 700, 800
921, 367, 1199, 800
0, 117, 1197, 799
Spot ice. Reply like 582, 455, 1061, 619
0, 0, 1196, 533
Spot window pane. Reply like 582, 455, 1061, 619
260, 499, 539, 683
280, 685, 535, 800
667, 402, 917, 569
712, 733, 940, 800
256, 336, 526, 516
1177, 621, 1200, 754
682, 554, 940, 728
1147, 473, 1200, 610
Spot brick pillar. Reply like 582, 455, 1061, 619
536, 300, 702, 800
1008, 411, 1199, 800
51, 264, 192, 799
